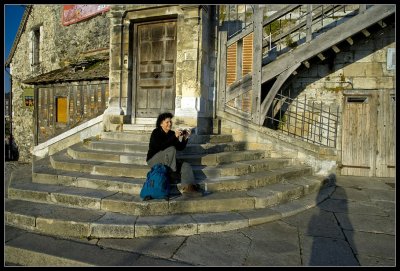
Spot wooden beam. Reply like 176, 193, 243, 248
217, 31, 228, 112
227, 25, 253, 47
346, 37, 353, 45
262, 5, 301, 27
251, 5, 264, 125
332, 45, 340, 53
263, 5, 342, 48
378, 20, 387, 28
226, 74, 252, 101
303, 60, 310, 68
362, 29, 371, 37
259, 62, 301, 125
317, 53, 325, 61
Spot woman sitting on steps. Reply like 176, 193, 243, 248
146, 112, 202, 194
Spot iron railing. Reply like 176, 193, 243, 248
265, 92, 339, 147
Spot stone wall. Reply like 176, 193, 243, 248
10, 5, 110, 162
292, 22, 395, 151
105, 5, 218, 133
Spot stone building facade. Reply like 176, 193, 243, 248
6, 5, 110, 162
103, 5, 217, 134
6, 4, 395, 177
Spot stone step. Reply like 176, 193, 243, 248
68, 143, 266, 166
5, 226, 186, 266
8, 172, 324, 217
85, 138, 247, 155
32, 159, 300, 195
100, 131, 234, 144
50, 150, 303, 179
5, 179, 333, 241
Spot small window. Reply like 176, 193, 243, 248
347, 96, 368, 103
32, 28, 40, 65
56, 97, 68, 123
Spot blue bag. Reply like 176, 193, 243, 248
140, 163, 170, 200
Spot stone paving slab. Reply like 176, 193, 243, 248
299, 235, 359, 266
239, 221, 302, 266
343, 230, 396, 260
336, 212, 395, 234
98, 235, 187, 260
172, 231, 251, 266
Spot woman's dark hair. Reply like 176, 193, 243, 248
156, 112, 174, 127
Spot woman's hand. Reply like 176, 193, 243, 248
174, 128, 182, 138
183, 129, 191, 140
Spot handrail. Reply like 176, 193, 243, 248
262, 5, 344, 49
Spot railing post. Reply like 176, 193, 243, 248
306, 4, 313, 42
251, 4, 264, 125
217, 30, 228, 114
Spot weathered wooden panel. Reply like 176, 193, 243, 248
376, 90, 395, 177
341, 95, 372, 176
226, 43, 237, 86
36, 82, 108, 144
147, 89, 162, 109
242, 33, 253, 76
341, 90, 394, 177
56, 97, 67, 123
138, 78, 174, 87
135, 20, 176, 117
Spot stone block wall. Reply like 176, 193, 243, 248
9, 5, 110, 162
291, 22, 395, 151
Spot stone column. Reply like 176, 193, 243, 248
103, 6, 127, 131
175, 5, 214, 134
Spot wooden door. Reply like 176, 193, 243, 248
341, 90, 395, 177
341, 94, 374, 176
375, 91, 395, 177
134, 20, 177, 118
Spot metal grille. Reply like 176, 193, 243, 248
265, 92, 339, 147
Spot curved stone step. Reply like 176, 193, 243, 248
68, 143, 265, 166
50, 150, 305, 179
5, 183, 334, 239
8, 173, 324, 216
85, 138, 247, 155
100, 132, 234, 144
33, 159, 301, 194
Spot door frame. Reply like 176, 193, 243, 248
130, 18, 178, 124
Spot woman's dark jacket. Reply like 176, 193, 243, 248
146, 127, 188, 161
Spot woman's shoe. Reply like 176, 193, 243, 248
181, 184, 203, 194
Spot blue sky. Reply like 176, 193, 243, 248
4, 5, 25, 93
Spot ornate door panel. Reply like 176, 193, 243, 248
134, 20, 177, 118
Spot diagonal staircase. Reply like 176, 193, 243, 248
223, 5, 395, 126
5, 129, 335, 241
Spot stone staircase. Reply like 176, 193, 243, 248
5, 130, 335, 240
